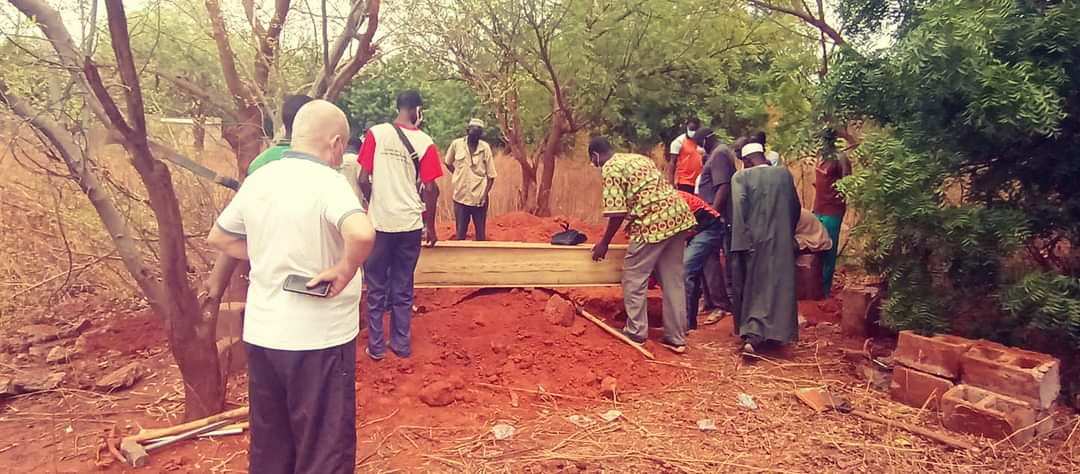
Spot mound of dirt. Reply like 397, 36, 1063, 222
359, 287, 676, 427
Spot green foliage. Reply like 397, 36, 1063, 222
110, 2, 230, 118
837, 132, 1030, 333
827, 0, 1080, 349
338, 59, 494, 149
1001, 272, 1080, 350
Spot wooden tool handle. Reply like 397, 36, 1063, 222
577, 307, 655, 360
850, 410, 977, 451
128, 406, 249, 442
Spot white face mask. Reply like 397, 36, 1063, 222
686, 129, 696, 139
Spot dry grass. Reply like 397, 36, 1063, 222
0, 116, 233, 326
349, 322, 1080, 473
433, 151, 605, 225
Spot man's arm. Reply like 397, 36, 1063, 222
667, 155, 678, 184
712, 183, 731, 220
308, 212, 376, 297
418, 143, 444, 246
422, 182, 439, 246
482, 178, 495, 205
592, 214, 626, 261
357, 168, 373, 204
339, 212, 376, 267
208, 225, 249, 260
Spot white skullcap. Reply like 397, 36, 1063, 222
740, 143, 765, 156
468, 118, 485, 128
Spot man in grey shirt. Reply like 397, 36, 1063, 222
694, 133, 738, 325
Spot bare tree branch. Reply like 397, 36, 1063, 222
315, 0, 382, 101
0, 81, 164, 305
204, 0, 255, 107
103, 0, 149, 140
747, 0, 846, 46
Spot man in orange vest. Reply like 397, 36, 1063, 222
667, 118, 704, 193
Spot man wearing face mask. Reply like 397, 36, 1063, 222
667, 117, 704, 192
356, 91, 443, 360
590, 136, 697, 354
444, 118, 497, 241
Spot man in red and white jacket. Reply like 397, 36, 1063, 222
356, 90, 442, 360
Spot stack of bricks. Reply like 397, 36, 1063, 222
889, 331, 1060, 444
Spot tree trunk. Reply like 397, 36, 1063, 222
532, 106, 569, 217
223, 108, 265, 175
497, 91, 535, 211
192, 99, 206, 152
533, 129, 562, 217
133, 159, 225, 420
519, 165, 537, 211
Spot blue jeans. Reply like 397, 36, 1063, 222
453, 201, 488, 241
684, 224, 728, 329
364, 230, 422, 357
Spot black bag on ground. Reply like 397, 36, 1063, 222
551, 222, 588, 246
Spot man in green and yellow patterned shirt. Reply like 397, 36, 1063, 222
589, 137, 696, 353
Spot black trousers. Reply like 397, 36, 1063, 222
247, 338, 356, 474
454, 201, 489, 241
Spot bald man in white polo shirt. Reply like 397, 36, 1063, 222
208, 100, 375, 474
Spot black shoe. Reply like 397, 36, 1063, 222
621, 331, 646, 345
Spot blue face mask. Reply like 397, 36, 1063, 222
686, 129, 696, 139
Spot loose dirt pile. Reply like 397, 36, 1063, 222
1, 213, 1077, 472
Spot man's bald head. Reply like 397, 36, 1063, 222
290, 100, 350, 167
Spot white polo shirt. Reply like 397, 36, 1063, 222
215, 151, 365, 351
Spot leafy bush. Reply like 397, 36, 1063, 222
825, 0, 1080, 350
1001, 273, 1080, 350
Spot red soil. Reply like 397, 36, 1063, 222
0, 212, 842, 472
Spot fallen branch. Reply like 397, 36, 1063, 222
849, 409, 978, 451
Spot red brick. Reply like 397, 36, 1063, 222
960, 341, 1060, 409
889, 365, 954, 410
942, 385, 1050, 445
893, 331, 973, 380
839, 285, 882, 338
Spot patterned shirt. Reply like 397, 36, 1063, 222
601, 153, 696, 243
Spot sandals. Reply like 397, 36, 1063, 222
703, 310, 731, 325
659, 337, 688, 354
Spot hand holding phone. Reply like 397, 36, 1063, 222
283, 274, 331, 297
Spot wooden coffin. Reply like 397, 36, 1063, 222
413, 241, 627, 288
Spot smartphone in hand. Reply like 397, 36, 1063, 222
283, 274, 330, 297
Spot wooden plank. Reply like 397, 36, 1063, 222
413, 241, 627, 288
